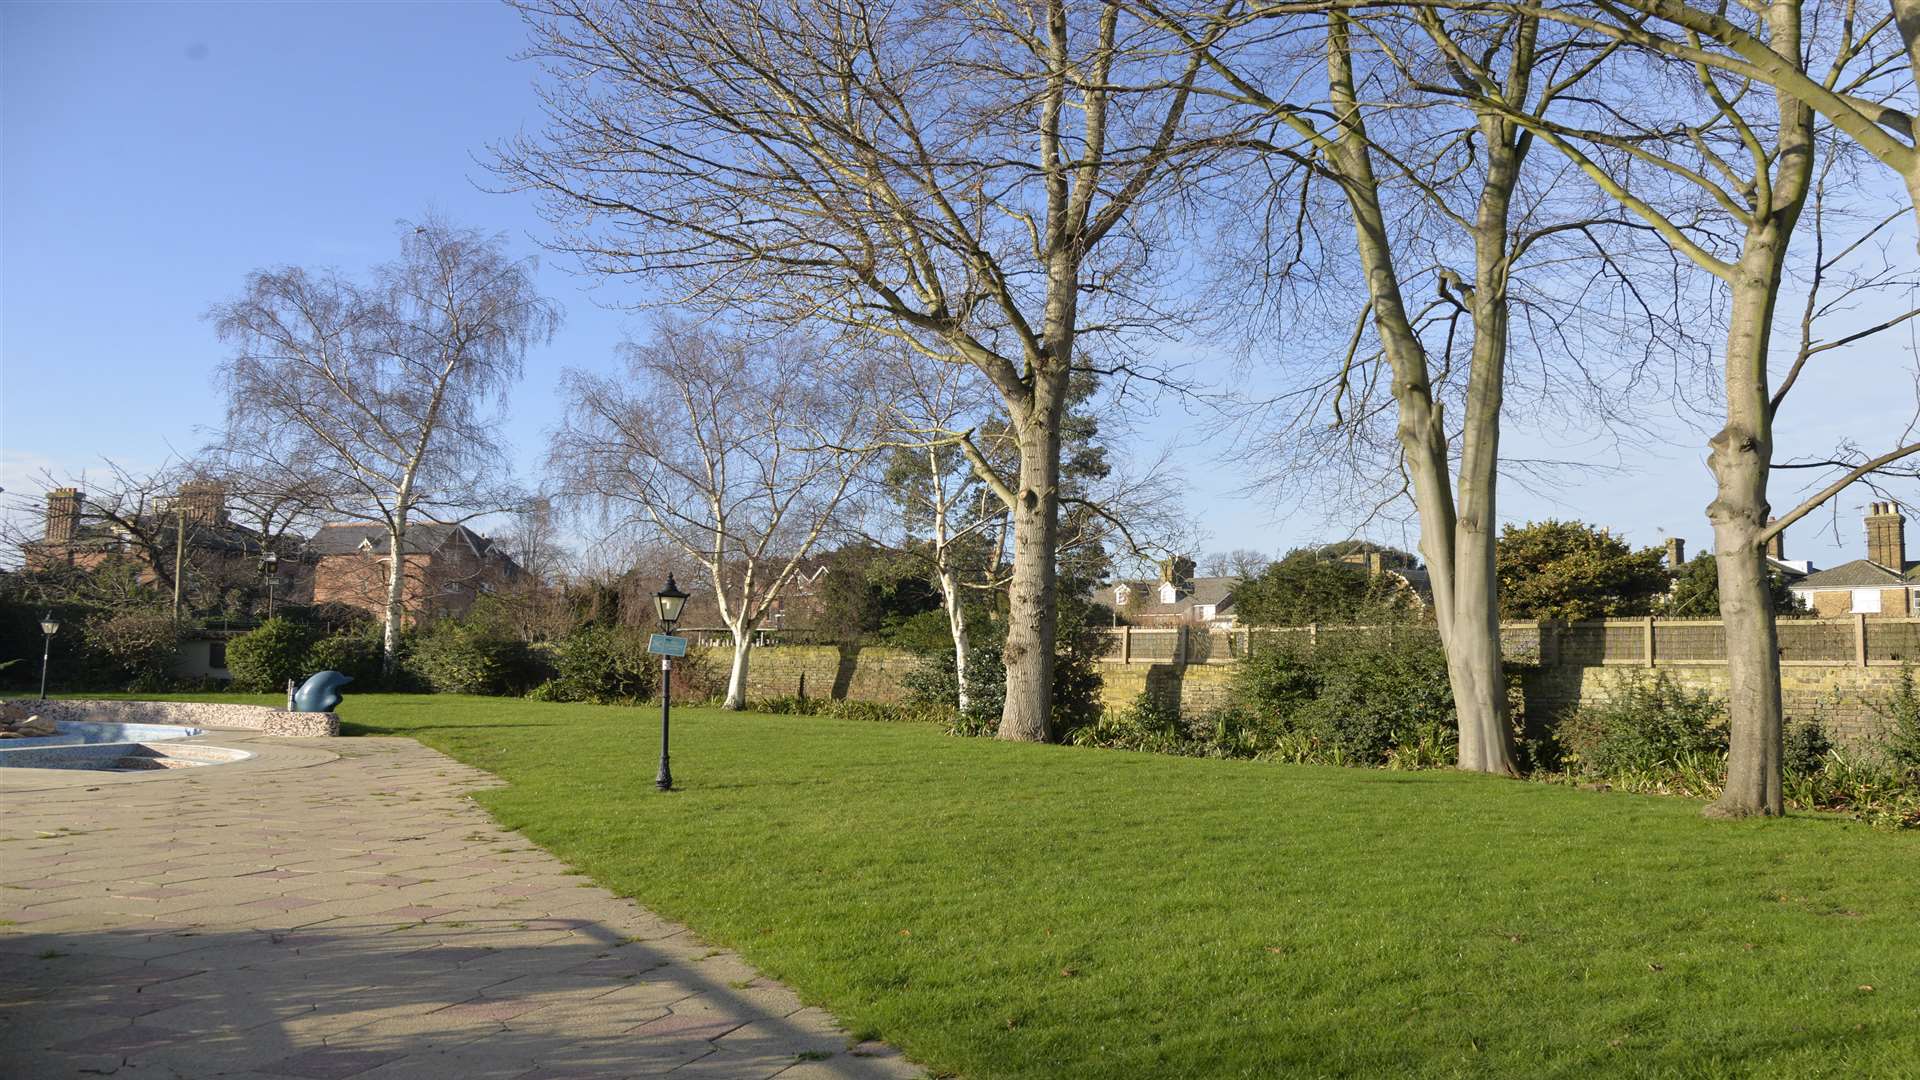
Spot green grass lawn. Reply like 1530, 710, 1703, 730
116, 693, 1920, 1077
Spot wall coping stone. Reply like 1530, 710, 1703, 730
2, 699, 339, 738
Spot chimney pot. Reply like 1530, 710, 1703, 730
44, 488, 83, 545
1867, 501, 1907, 569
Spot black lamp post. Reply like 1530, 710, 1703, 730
261, 551, 280, 618
654, 575, 689, 791
38, 613, 60, 700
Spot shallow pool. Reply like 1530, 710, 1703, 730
0, 720, 205, 749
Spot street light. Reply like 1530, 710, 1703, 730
261, 551, 280, 618
653, 575, 688, 792
38, 613, 60, 700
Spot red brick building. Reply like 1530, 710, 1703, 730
308, 522, 521, 623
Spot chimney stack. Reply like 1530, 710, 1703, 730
175, 481, 227, 527
1664, 536, 1686, 569
1159, 555, 1196, 592
1866, 502, 1907, 569
44, 488, 82, 545
1764, 518, 1784, 561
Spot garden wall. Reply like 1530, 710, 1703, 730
674, 618, 1911, 748
1091, 619, 1917, 747
682, 644, 922, 704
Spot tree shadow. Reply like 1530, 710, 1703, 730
0, 918, 913, 1078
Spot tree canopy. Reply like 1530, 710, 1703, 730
1232, 548, 1421, 628
1495, 521, 1670, 622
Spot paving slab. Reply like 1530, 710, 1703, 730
1, 731, 920, 1079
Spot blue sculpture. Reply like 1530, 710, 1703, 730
293, 670, 353, 713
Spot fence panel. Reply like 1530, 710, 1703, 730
1602, 622, 1646, 664
1866, 620, 1920, 663
1777, 620, 1854, 663
1092, 617, 1912, 665
1655, 621, 1724, 663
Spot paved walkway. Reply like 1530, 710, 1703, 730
0, 733, 920, 1079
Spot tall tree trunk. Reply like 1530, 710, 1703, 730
1707, 4, 1812, 818
998, 367, 1068, 742
1327, 13, 1518, 774
1706, 244, 1793, 817
724, 628, 753, 711
382, 512, 409, 677
940, 566, 972, 713
1449, 84, 1529, 777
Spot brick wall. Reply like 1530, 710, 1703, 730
682, 644, 924, 703
680, 621, 1915, 750
1085, 619, 1919, 749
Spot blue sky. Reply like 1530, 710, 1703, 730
2, 1, 1913, 575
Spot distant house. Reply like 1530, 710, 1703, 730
1791, 503, 1917, 616
1106, 557, 1240, 627
23, 483, 303, 600
309, 522, 521, 623
1332, 547, 1432, 606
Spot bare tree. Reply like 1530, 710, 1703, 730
1203, 549, 1272, 579
1404, 0, 1918, 815
1160, 6, 1673, 775
872, 360, 1013, 714
209, 219, 558, 670
1481, 0, 1920, 229
550, 319, 874, 710
491, 496, 577, 642
497, 0, 1229, 741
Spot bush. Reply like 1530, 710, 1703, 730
1222, 628, 1458, 766
1291, 632, 1457, 764
1870, 665, 1920, 775
535, 627, 656, 704
83, 609, 180, 691
904, 604, 1106, 740
1069, 691, 1194, 755
410, 618, 545, 696
1558, 672, 1726, 778
304, 629, 391, 690
226, 617, 318, 693
1784, 719, 1834, 777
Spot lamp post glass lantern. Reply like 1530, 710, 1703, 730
39, 613, 60, 700
261, 551, 280, 617
654, 576, 689, 791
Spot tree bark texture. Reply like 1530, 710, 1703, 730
998, 367, 1068, 742
382, 513, 409, 677
1327, 15, 1521, 774
724, 630, 753, 712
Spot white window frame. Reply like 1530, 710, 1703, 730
1852, 588, 1883, 614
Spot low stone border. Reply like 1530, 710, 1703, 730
1, 699, 338, 737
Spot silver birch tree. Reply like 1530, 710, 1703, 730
210, 219, 557, 671
549, 318, 875, 710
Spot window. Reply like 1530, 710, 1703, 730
1852, 588, 1883, 614
1160, 582, 1178, 604
208, 641, 227, 669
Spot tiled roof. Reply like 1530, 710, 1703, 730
1793, 559, 1911, 590
1104, 576, 1239, 616
309, 522, 479, 557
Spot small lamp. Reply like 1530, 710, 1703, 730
38, 612, 60, 701
651, 576, 690, 793
654, 575, 688, 631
